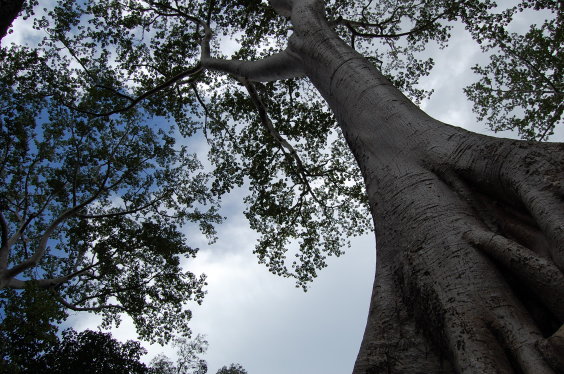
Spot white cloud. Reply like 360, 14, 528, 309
186, 232, 375, 374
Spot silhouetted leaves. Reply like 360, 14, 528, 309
464, 0, 562, 140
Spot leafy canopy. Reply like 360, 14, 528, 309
40, 329, 149, 374
1, 301, 219, 374
1, 16, 221, 342
215, 363, 248, 374
463, 0, 562, 140
0, 283, 67, 373
149, 334, 208, 374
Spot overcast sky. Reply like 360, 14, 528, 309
8, 3, 563, 374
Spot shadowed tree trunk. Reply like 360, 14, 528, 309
262, 1, 564, 372
0, 0, 24, 41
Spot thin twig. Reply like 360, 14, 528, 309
190, 82, 242, 149
336, 11, 445, 40
65, 64, 203, 117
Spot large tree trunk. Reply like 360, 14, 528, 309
284, 1, 564, 372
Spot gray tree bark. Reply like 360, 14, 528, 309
268, 0, 564, 372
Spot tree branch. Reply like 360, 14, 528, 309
57, 34, 97, 83
5, 259, 100, 290
77, 196, 162, 220
7, 191, 56, 249
335, 12, 445, 40
241, 79, 325, 208
0, 211, 9, 271
62, 1, 301, 115
57, 268, 167, 310
202, 49, 305, 82
190, 82, 242, 148
4, 170, 112, 279
0, 211, 7, 249
65, 64, 203, 117
502, 45, 561, 95
53, 293, 125, 312
139, 0, 213, 59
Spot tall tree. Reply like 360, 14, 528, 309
39, 329, 150, 374
0, 35, 221, 343
2, 0, 563, 372
463, 0, 562, 140
215, 363, 247, 374
2, 319, 214, 374
0, 283, 66, 373
149, 334, 208, 374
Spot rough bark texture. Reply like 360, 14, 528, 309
0, 0, 24, 41
278, 1, 563, 372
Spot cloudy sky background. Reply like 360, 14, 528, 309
7, 2, 562, 374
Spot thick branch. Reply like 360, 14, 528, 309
5, 260, 99, 289
202, 49, 305, 82
5, 172, 111, 279
268, 0, 293, 18
0, 211, 9, 271
0, 211, 7, 249
7, 277, 63, 289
